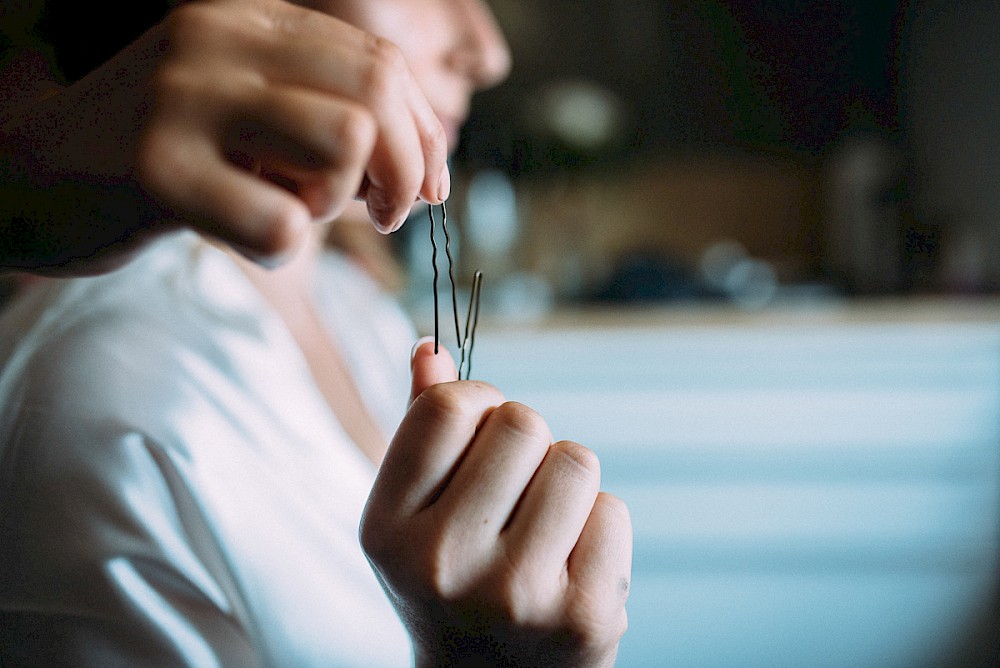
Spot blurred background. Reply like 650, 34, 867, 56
394, 0, 1000, 319
3, 0, 999, 665
403, 1, 1000, 666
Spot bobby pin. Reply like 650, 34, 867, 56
428, 202, 484, 380
458, 271, 483, 381
440, 199, 463, 350
428, 201, 440, 354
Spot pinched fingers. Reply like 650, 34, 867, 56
138, 0, 449, 262
353, 36, 449, 231
138, 68, 378, 256
236, 86, 377, 221
139, 135, 308, 262
214, 0, 450, 230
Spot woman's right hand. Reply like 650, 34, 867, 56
362, 341, 633, 667
1, 0, 449, 273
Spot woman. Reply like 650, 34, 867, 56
0, 1, 632, 666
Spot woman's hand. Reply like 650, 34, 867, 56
362, 341, 632, 667
0, 0, 449, 274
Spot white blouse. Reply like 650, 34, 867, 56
0, 232, 414, 666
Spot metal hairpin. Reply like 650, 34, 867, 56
428, 201, 482, 380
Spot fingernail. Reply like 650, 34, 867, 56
411, 335, 437, 363
367, 201, 396, 234
375, 214, 405, 235
438, 165, 451, 202
365, 186, 394, 233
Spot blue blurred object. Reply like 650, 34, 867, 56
593, 252, 716, 304
475, 303, 1000, 667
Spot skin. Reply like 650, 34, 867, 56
4, 0, 634, 662
365, 342, 633, 667
305, 0, 511, 154
240, 2, 633, 664
0, 0, 488, 273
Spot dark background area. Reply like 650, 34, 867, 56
6, 0, 997, 298
458, 0, 907, 173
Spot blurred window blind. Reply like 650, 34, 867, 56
476, 307, 1000, 667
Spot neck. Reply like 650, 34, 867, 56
229, 225, 390, 466
233, 227, 322, 306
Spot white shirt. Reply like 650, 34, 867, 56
0, 232, 414, 666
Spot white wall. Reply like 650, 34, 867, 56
475, 308, 1000, 666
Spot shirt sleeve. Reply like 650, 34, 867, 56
0, 405, 263, 668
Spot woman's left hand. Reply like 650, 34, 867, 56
361, 340, 632, 667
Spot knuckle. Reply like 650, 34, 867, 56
358, 513, 384, 560
161, 3, 226, 52
264, 1, 333, 45
148, 61, 192, 103
257, 202, 308, 254
493, 580, 534, 625
565, 592, 625, 646
147, 58, 241, 120
551, 440, 601, 482
424, 120, 448, 157
415, 382, 470, 421
359, 508, 405, 561
135, 128, 188, 202
424, 546, 459, 600
596, 492, 631, 525
362, 36, 407, 103
294, 179, 337, 219
415, 382, 504, 427
331, 106, 376, 163
407, 523, 462, 600
489, 402, 552, 444
135, 132, 167, 192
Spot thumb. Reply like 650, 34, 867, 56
409, 336, 458, 405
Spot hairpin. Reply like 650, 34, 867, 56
428, 201, 482, 380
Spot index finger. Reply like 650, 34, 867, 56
358, 40, 449, 231
370, 381, 503, 518
238, 7, 450, 229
